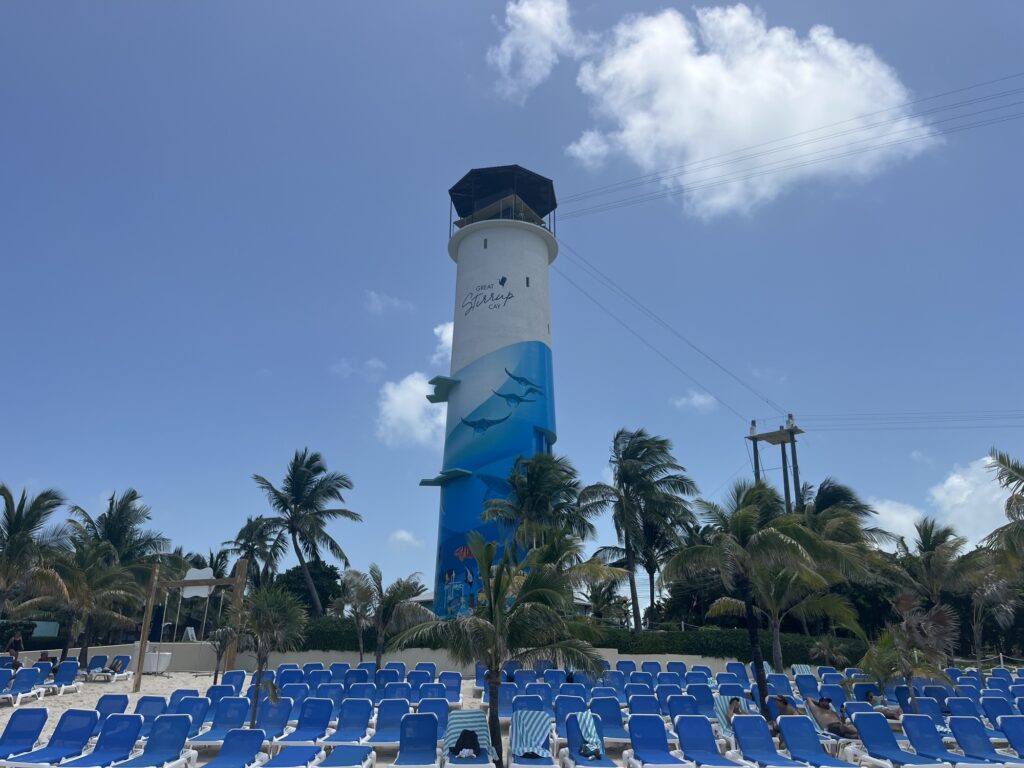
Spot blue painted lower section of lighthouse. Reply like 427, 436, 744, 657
433, 340, 556, 618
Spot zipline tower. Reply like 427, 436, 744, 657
422, 165, 559, 618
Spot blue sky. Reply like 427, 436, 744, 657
2, 1, 1022, 597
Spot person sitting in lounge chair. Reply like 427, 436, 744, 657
806, 696, 858, 738
865, 691, 901, 720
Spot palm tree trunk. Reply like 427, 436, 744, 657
357, 626, 365, 662
624, 536, 642, 633
249, 658, 264, 727
77, 615, 95, 665
291, 532, 324, 616
647, 568, 657, 629
488, 670, 504, 768
375, 618, 385, 669
739, 576, 769, 717
974, 622, 984, 688
771, 619, 784, 675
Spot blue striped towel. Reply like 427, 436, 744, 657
444, 708, 496, 759
576, 711, 602, 756
510, 710, 552, 758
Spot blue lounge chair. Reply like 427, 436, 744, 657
254, 697, 293, 741
816, 667, 838, 679
625, 713, 686, 767
277, 669, 304, 688
490, 682, 517, 722
85, 656, 108, 676
659, 673, 683, 689
415, 662, 437, 680
303, 662, 324, 677
443, 709, 495, 766
561, 683, 588, 701
385, 682, 413, 702
545, 670, 568, 690
632, 672, 656, 689
561, 713, 615, 768
0, 668, 42, 707
514, 694, 545, 716
393, 713, 440, 768
417, 698, 449, 742
852, 711, 943, 766
343, 669, 368, 689
329, 663, 350, 684
173, 696, 211, 738
510, 709, 554, 768
407, 670, 430, 703
624, 683, 652, 702
2, 708, 98, 766
473, 663, 488, 691
946, 699, 996, 736
949, 716, 1024, 764
0, 709, 47, 760
667, 695, 699, 721
535, 660, 555, 675
590, 696, 629, 745
367, 698, 409, 747
0, 671, 12, 693
852, 683, 880, 703
628, 695, 660, 717
616, 661, 637, 676
818, 684, 848, 708
640, 662, 661, 677
419, 683, 445, 701
376, 668, 401, 689
356, 662, 376, 677
133, 695, 168, 740
439, 671, 463, 708
346, 683, 376, 704
189, 696, 250, 747
554, 696, 586, 745
725, 663, 749, 688
323, 697, 373, 745
62, 714, 144, 767
687, 685, 716, 720
657, 685, 683, 717
275, 698, 332, 746
0, 658, 12, 670
674, 715, 741, 767
91, 694, 129, 737
41, 660, 80, 696
281, 684, 311, 723
515, 670, 539, 691
732, 715, 806, 768
767, 674, 792, 696
777, 716, 857, 768
524, 683, 555, 720
198, 729, 266, 768
668, 663, 688, 678
115, 714, 193, 768
319, 745, 374, 768
715, 674, 738, 688
204, 685, 236, 718
314, 683, 344, 723
262, 746, 320, 768
796, 675, 821, 701
169, 689, 200, 710
220, 670, 246, 695
1002, 716, 1024, 756
982, 696, 1016, 725
902, 713, 992, 766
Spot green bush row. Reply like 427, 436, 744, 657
301, 616, 864, 666
601, 626, 865, 665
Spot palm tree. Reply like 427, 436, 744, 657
232, 585, 308, 726
253, 449, 362, 616
580, 428, 697, 631
986, 449, 1024, 551
69, 489, 169, 573
390, 532, 602, 768
224, 516, 288, 590
339, 570, 373, 662
579, 576, 629, 626
0, 485, 68, 620
13, 531, 141, 663
800, 478, 892, 548
706, 567, 862, 673
963, 551, 1018, 682
207, 625, 238, 685
665, 479, 834, 715
888, 591, 959, 712
483, 454, 593, 549
346, 565, 434, 668
897, 518, 968, 607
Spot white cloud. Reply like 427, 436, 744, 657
909, 449, 932, 466
330, 357, 387, 381
927, 457, 1006, 546
365, 290, 414, 316
487, 0, 583, 103
389, 529, 423, 549
670, 390, 718, 413
565, 4, 936, 217
869, 497, 924, 551
431, 322, 454, 368
376, 372, 446, 448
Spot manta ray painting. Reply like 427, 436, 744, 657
491, 389, 536, 407
460, 413, 511, 434
504, 367, 543, 390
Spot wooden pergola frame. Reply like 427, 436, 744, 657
133, 559, 248, 692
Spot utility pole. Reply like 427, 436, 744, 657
745, 418, 804, 514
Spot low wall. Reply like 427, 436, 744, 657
43, 642, 736, 676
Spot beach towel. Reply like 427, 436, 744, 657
510, 710, 552, 758
444, 709, 496, 759
576, 711, 602, 758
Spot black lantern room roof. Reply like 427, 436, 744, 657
449, 165, 557, 221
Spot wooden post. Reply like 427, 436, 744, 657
133, 564, 160, 693
223, 559, 248, 671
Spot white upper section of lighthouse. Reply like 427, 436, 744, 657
447, 219, 559, 374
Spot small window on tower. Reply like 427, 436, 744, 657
526, 276, 530, 287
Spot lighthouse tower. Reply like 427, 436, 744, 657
422, 165, 558, 618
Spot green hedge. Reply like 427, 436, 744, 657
600, 627, 865, 666
300, 616, 864, 665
